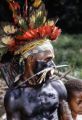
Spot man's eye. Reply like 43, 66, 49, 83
45, 57, 52, 62
77, 100, 82, 105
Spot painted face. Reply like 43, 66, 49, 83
69, 91, 82, 116
34, 50, 54, 63
25, 50, 54, 75
34, 50, 55, 73
24, 50, 55, 85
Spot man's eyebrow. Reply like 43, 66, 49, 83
44, 57, 52, 61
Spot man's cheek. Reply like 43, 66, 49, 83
72, 104, 79, 112
34, 60, 55, 73
69, 102, 76, 110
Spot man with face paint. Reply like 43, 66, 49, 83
0, 0, 67, 120
3, 39, 67, 120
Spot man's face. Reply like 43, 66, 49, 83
24, 50, 55, 84
69, 91, 82, 115
29, 50, 54, 73
34, 50, 54, 62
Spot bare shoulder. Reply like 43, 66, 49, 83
4, 88, 21, 113
50, 79, 67, 100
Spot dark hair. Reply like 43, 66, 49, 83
0, 51, 14, 63
65, 80, 82, 101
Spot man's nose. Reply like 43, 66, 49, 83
47, 60, 55, 67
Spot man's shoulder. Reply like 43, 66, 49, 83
4, 87, 32, 103
5, 88, 20, 99
49, 79, 67, 100
4, 88, 21, 110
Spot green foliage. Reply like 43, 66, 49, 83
52, 34, 82, 78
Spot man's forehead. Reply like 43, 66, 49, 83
70, 91, 82, 101
34, 50, 55, 60
21, 39, 55, 59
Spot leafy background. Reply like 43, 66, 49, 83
53, 34, 82, 79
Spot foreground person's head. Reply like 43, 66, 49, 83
17, 39, 55, 85
65, 80, 82, 119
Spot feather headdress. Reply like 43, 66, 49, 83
0, 0, 61, 61
0, 0, 62, 87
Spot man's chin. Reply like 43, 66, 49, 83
78, 112, 82, 114
28, 74, 43, 85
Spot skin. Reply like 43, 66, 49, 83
4, 50, 67, 120
69, 91, 82, 120
23, 50, 54, 80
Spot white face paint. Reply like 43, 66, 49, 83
22, 39, 55, 59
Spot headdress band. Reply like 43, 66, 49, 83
15, 38, 46, 55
